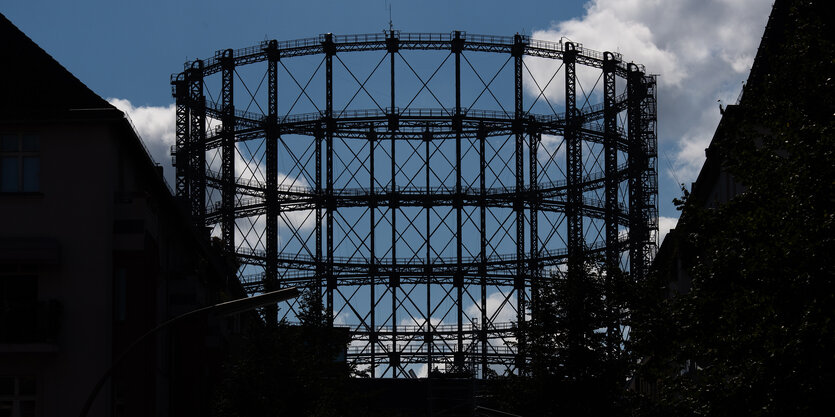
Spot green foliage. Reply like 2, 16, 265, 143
631, 2, 835, 415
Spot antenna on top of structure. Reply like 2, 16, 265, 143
386, 0, 393, 32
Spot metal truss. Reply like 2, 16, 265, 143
172, 31, 657, 378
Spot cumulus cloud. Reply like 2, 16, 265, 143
539, 134, 566, 163
229, 145, 315, 251
658, 215, 678, 243
108, 98, 176, 184
529, 0, 772, 198
334, 311, 352, 325
111, 98, 315, 255
465, 290, 520, 328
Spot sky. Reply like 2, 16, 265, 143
2, 0, 774, 239
3, 0, 776, 378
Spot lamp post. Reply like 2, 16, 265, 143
78, 287, 300, 417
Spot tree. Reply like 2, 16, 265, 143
489, 258, 634, 416
212, 286, 376, 417
630, 1, 835, 415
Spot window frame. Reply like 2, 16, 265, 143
0, 375, 37, 417
0, 133, 40, 193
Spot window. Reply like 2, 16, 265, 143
0, 134, 39, 193
0, 376, 36, 417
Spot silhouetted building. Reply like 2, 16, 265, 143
0, 13, 242, 417
654, 105, 747, 297
631, 103, 747, 396
652, 0, 791, 297
637, 0, 815, 397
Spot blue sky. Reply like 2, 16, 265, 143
3, 0, 585, 107
2, 0, 774, 235
3, 0, 776, 377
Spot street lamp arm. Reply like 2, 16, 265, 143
474, 406, 524, 417
78, 287, 299, 417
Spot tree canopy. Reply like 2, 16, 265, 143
630, 1, 835, 415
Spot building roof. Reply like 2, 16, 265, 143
0, 11, 246, 299
0, 12, 114, 120
653, 0, 806, 285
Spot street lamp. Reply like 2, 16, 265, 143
78, 287, 300, 417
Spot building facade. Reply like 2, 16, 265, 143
0, 13, 241, 417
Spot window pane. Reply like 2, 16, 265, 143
22, 136, 38, 152
0, 136, 16, 152
1, 157, 19, 192
22, 157, 39, 192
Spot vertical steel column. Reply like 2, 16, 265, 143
172, 76, 189, 199
528, 123, 540, 311
627, 65, 645, 281
452, 30, 465, 370
563, 43, 583, 370
188, 61, 206, 226
603, 53, 619, 269
478, 124, 488, 377
640, 76, 658, 278
368, 126, 377, 377
323, 34, 336, 324
564, 42, 582, 267
315, 123, 323, 305
220, 50, 236, 254
512, 33, 527, 372
265, 41, 279, 326
387, 30, 399, 376
602, 52, 619, 348
424, 126, 433, 372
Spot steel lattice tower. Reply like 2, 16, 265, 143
171, 31, 657, 378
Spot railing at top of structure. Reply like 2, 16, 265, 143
329, 32, 388, 44
180, 31, 646, 77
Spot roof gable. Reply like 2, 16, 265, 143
0, 13, 114, 120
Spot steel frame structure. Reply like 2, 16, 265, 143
171, 31, 657, 378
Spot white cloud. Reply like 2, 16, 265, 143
229, 145, 314, 251
539, 134, 566, 164
334, 311, 352, 325
529, 0, 772, 188
414, 363, 429, 378
465, 290, 519, 327
230, 144, 315, 234
658, 216, 678, 243
111, 97, 315, 247
108, 98, 176, 184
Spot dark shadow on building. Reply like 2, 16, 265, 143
1, 12, 248, 417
